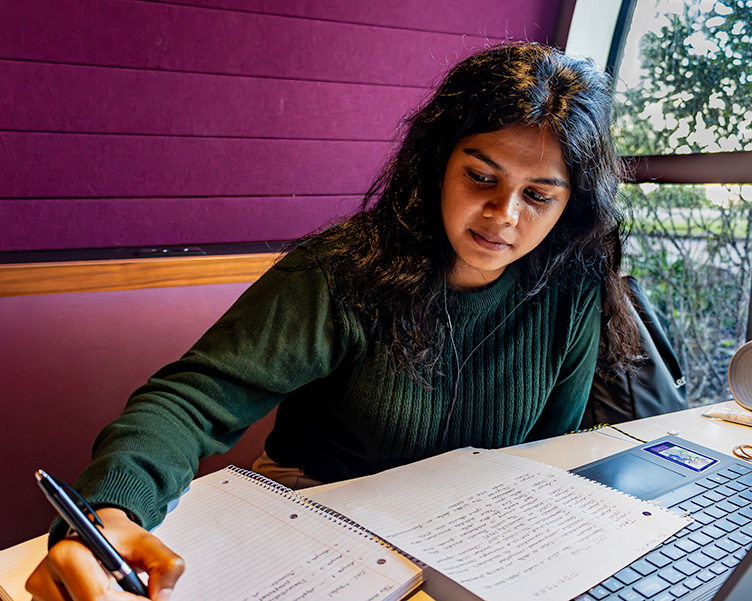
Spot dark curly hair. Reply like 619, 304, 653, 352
304, 41, 640, 384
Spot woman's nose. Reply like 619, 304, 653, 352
483, 193, 520, 226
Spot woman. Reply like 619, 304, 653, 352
27, 42, 639, 600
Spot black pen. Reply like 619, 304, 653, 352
35, 469, 149, 597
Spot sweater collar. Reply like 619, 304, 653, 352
447, 262, 522, 313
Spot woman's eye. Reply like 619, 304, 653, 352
467, 171, 496, 185
524, 188, 551, 204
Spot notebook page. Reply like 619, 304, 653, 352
308, 448, 689, 601
153, 468, 422, 601
0, 535, 48, 601
0, 584, 13, 601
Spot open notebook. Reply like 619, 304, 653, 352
0, 449, 689, 601
153, 466, 423, 601
307, 448, 689, 601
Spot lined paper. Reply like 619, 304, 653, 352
0, 535, 48, 601
153, 469, 422, 601
308, 448, 689, 601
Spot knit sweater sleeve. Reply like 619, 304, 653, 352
59, 247, 352, 537
525, 275, 602, 441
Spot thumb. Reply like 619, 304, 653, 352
96, 508, 186, 600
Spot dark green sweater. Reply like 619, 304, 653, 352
68, 243, 601, 533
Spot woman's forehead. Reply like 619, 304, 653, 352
452, 125, 569, 181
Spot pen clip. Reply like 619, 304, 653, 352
49, 474, 104, 528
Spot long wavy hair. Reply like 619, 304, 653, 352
305, 42, 640, 384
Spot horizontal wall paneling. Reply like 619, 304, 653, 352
2, 0, 560, 252
141, 0, 556, 40
3, 0, 500, 87
0, 60, 425, 140
2, 134, 392, 198
2, 196, 361, 251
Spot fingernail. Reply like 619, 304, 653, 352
156, 589, 173, 601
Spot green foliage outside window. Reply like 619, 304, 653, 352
613, 0, 752, 406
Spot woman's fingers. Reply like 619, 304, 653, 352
87, 508, 185, 599
26, 508, 185, 601
27, 537, 129, 600
127, 532, 185, 600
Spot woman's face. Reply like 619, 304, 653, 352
441, 124, 571, 291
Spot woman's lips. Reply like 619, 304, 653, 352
471, 230, 510, 251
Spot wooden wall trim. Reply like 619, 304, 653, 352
625, 151, 752, 184
0, 253, 279, 297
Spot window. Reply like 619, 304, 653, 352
615, 0, 752, 156
569, 0, 752, 407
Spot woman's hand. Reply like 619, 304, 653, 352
26, 508, 185, 601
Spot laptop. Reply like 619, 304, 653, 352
570, 436, 752, 601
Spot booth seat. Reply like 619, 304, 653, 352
0, 281, 276, 549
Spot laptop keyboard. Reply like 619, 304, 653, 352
574, 462, 752, 601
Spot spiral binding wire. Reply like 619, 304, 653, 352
224, 465, 424, 564
564, 423, 647, 444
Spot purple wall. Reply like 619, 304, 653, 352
1, 0, 565, 548
1, 0, 562, 251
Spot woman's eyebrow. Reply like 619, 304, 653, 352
462, 148, 569, 189
463, 148, 502, 171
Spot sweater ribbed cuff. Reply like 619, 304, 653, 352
48, 469, 163, 547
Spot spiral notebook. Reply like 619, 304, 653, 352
152, 466, 423, 601
0, 450, 691, 601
